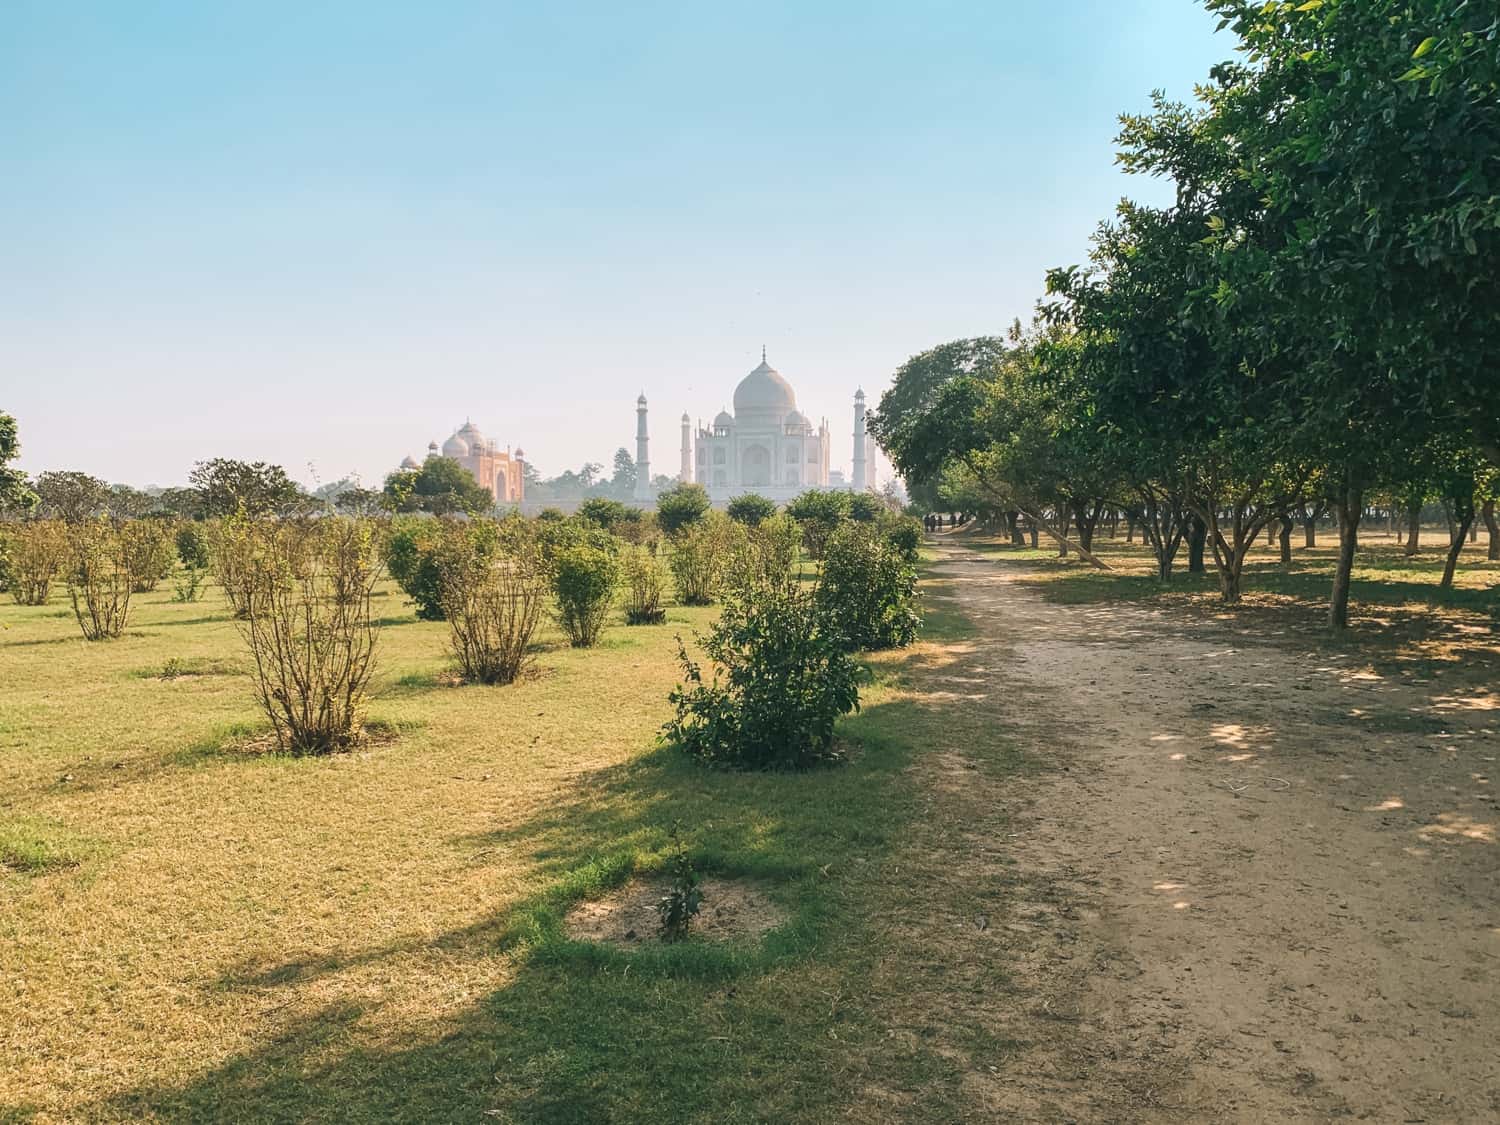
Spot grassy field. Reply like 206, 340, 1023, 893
0, 554, 1026, 1123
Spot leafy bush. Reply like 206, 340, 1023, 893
576, 497, 632, 530
621, 543, 667, 624
882, 514, 924, 562
848, 492, 883, 522
664, 578, 860, 769
656, 482, 711, 535
206, 514, 259, 618
440, 521, 547, 684
9, 520, 66, 605
726, 493, 777, 527
551, 542, 619, 647
119, 519, 176, 593
385, 519, 448, 620
667, 513, 734, 605
0, 527, 10, 592
726, 513, 799, 591
65, 520, 136, 640
237, 519, 381, 754
816, 523, 920, 651
175, 523, 211, 568
786, 489, 851, 560
172, 564, 208, 603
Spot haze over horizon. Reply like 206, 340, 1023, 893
3, 1, 1228, 488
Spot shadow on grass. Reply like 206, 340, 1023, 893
86, 588, 999, 1123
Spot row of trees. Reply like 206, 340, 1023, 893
874, 0, 1498, 626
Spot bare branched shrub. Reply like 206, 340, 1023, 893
120, 519, 176, 592
440, 521, 547, 684
65, 520, 135, 640
622, 542, 667, 624
9, 520, 66, 605
237, 519, 381, 754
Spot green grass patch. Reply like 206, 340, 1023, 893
0, 815, 99, 875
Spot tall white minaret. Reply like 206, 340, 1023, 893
634, 393, 652, 500
679, 413, 692, 482
851, 388, 868, 491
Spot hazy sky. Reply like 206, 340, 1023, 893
2, 1, 1228, 487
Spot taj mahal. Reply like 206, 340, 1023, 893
634, 351, 873, 506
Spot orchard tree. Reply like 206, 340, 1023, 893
656, 482, 711, 535
382, 456, 493, 516
189, 458, 304, 518
34, 471, 110, 523
0, 412, 37, 514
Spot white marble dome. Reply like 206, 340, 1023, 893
733, 359, 796, 418
442, 433, 470, 458
713, 409, 735, 429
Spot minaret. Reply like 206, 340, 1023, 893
634, 393, 651, 500
679, 413, 692, 483
852, 388, 868, 491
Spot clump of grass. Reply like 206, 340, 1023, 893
133, 656, 246, 680
0, 816, 96, 875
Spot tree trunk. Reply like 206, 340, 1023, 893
1076, 500, 1104, 553
1484, 498, 1498, 562
1441, 511, 1475, 588
1330, 486, 1363, 630
1056, 504, 1071, 558
1126, 514, 1137, 544
1187, 516, 1207, 574
1303, 515, 1316, 549
1028, 521, 1038, 549
1469, 520, 1478, 543
1404, 501, 1421, 556
1278, 519, 1292, 564
1007, 512, 1024, 546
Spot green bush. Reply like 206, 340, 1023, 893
726, 513, 800, 591
848, 492, 883, 522
120, 519, 176, 593
725, 493, 777, 527
667, 513, 733, 605
621, 543, 667, 624
576, 497, 632, 530
175, 523, 211, 568
664, 577, 860, 770
9, 520, 66, 605
656, 482, 711, 535
881, 514, 924, 562
816, 523, 920, 651
786, 489, 851, 560
551, 542, 619, 647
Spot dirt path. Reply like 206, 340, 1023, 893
912, 539, 1500, 1122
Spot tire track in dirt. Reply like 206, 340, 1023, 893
908, 540, 1499, 1123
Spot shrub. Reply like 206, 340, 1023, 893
726, 493, 777, 527
175, 523, 211, 568
318, 517, 381, 607
206, 514, 259, 618
848, 491, 883, 522
9, 520, 66, 605
0, 527, 10, 592
551, 542, 619, 647
385, 518, 472, 621
65, 520, 136, 640
440, 521, 547, 684
726, 513, 799, 592
172, 564, 207, 603
120, 519, 176, 593
816, 523, 920, 651
882, 514, 924, 562
657, 826, 702, 941
786, 489, 851, 560
664, 578, 860, 769
667, 513, 734, 605
536, 507, 567, 522
656, 482, 711, 535
621, 543, 667, 624
576, 497, 632, 530
237, 519, 381, 754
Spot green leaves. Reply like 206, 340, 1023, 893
1412, 36, 1437, 59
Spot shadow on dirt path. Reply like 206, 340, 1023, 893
890, 539, 1499, 1122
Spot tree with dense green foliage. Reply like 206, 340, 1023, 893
785, 489, 851, 560
656, 482, 711, 535
550, 542, 619, 648
189, 459, 304, 519
0, 412, 36, 514
576, 497, 632, 530
725, 493, 777, 527
33, 471, 110, 523
382, 456, 493, 517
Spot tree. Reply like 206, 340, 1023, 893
34, 471, 110, 523
0, 412, 36, 514
726, 493, 777, 527
610, 447, 637, 496
333, 487, 384, 516
656, 482, 711, 535
107, 484, 157, 520
382, 456, 493, 516
189, 459, 304, 518
577, 496, 632, 530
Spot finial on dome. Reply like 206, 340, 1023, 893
761, 344, 767, 363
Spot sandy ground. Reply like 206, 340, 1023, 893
912, 539, 1499, 1123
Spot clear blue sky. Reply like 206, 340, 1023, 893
2, 1, 1229, 487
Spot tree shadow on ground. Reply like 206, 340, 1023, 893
81, 679, 969, 1124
